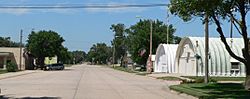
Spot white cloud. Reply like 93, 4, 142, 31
0, 2, 78, 15
0, 2, 148, 15
38, 2, 79, 14
38, 8, 79, 14
84, 2, 147, 13
0, 8, 30, 15
85, 7, 146, 13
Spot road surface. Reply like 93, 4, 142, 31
0, 64, 194, 99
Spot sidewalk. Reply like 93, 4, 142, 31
147, 73, 192, 80
0, 70, 36, 80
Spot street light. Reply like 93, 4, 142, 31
136, 16, 153, 73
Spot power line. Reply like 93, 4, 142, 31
0, 4, 169, 9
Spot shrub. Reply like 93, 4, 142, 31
181, 77, 217, 84
181, 79, 195, 84
209, 78, 218, 83
195, 77, 204, 83
6, 62, 18, 72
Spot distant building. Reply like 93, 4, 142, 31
44, 56, 58, 65
0, 47, 26, 70
146, 55, 155, 72
154, 44, 178, 73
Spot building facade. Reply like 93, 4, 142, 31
175, 37, 245, 77
146, 55, 155, 72
154, 44, 178, 73
0, 47, 26, 70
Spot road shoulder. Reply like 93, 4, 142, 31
0, 70, 36, 80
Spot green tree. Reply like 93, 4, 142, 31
6, 62, 18, 72
57, 47, 71, 64
71, 50, 86, 64
169, 0, 250, 89
87, 43, 112, 64
110, 23, 127, 66
0, 37, 22, 47
126, 19, 179, 66
26, 30, 65, 69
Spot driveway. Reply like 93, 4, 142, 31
0, 64, 195, 99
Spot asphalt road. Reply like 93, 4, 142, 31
0, 64, 194, 99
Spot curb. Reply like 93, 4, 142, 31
0, 71, 36, 80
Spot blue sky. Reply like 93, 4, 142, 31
0, 0, 249, 52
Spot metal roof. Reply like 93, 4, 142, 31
154, 44, 178, 73
175, 37, 245, 76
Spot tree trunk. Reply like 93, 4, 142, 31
38, 57, 45, 70
245, 61, 250, 90
120, 56, 124, 67
245, 75, 250, 90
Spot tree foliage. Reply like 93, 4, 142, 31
71, 50, 87, 64
0, 37, 23, 47
26, 30, 65, 68
6, 62, 18, 72
126, 19, 180, 65
87, 43, 112, 64
110, 23, 127, 66
169, 0, 250, 89
57, 47, 71, 64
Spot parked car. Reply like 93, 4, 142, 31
45, 63, 64, 70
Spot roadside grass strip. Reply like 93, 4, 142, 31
0, 70, 8, 74
136, 72, 151, 76
64, 64, 73, 67
114, 66, 137, 73
182, 76, 245, 81
157, 76, 182, 81
113, 66, 151, 76
170, 83, 250, 99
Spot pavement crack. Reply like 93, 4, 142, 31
72, 67, 85, 99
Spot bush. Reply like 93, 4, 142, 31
181, 77, 217, 84
181, 79, 195, 84
209, 78, 218, 83
195, 77, 204, 83
6, 62, 18, 72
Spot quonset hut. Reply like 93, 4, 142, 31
154, 44, 178, 73
175, 37, 245, 77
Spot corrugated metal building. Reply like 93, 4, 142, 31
154, 44, 178, 73
175, 37, 245, 77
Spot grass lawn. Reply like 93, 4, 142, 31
113, 66, 137, 73
112, 66, 151, 76
170, 83, 250, 99
64, 64, 73, 67
182, 76, 245, 81
157, 76, 182, 81
136, 72, 151, 76
0, 70, 8, 74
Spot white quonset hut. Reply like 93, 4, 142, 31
154, 44, 178, 73
175, 37, 245, 77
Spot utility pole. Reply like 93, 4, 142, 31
230, 16, 233, 38
112, 35, 115, 68
149, 20, 153, 73
204, 13, 209, 83
166, 7, 169, 44
19, 29, 23, 71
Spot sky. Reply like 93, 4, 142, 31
0, 0, 249, 52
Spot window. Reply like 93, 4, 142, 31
186, 52, 190, 63
231, 62, 239, 70
230, 62, 240, 76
